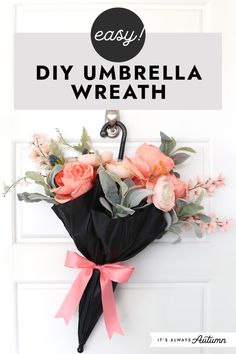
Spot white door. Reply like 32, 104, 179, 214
1, 1, 236, 354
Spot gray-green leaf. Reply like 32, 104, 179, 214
47, 164, 63, 189
195, 190, 205, 205
171, 152, 190, 165
115, 204, 135, 217
98, 168, 120, 205
197, 213, 211, 223
125, 188, 153, 208
174, 147, 196, 154
99, 197, 113, 216
177, 203, 204, 218
164, 212, 172, 231
17, 192, 57, 204
159, 131, 176, 156
190, 222, 203, 238
25, 171, 45, 184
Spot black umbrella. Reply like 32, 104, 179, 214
52, 121, 167, 352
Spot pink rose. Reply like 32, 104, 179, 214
52, 162, 95, 203
152, 176, 175, 212
166, 174, 188, 199
123, 144, 174, 187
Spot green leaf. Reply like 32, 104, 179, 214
47, 164, 63, 189
98, 168, 120, 205
169, 224, 183, 243
160, 131, 172, 142
170, 209, 179, 224
133, 203, 150, 210
164, 212, 172, 231
177, 203, 204, 218
173, 171, 180, 178
171, 152, 190, 165
49, 139, 65, 164
197, 213, 211, 223
125, 188, 153, 208
106, 171, 128, 197
123, 178, 135, 188
159, 132, 176, 156
195, 190, 205, 205
17, 192, 57, 204
170, 224, 182, 234
190, 222, 203, 238
115, 204, 135, 217
25, 171, 53, 196
174, 147, 196, 154
99, 197, 113, 216
74, 127, 92, 153
25, 171, 45, 184
176, 198, 189, 208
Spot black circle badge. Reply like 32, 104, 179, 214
91, 7, 146, 62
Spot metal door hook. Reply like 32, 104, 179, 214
100, 110, 127, 160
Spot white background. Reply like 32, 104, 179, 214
0, 1, 236, 354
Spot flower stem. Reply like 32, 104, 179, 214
2, 177, 26, 197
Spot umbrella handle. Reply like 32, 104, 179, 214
100, 110, 127, 160
77, 344, 84, 352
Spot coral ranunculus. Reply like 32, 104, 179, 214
123, 143, 175, 187
152, 176, 175, 212
52, 162, 95, 203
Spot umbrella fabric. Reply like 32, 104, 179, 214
52, 179, 166, 352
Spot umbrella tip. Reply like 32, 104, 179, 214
77, 344, 84, 353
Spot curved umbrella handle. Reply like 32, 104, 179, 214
100, 111, 127, 160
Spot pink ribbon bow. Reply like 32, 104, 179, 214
56, 251, 134, 338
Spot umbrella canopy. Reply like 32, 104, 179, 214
52, 179, 167, 352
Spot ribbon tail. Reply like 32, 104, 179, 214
100, 275, 124, 339
55, 268, 92, 324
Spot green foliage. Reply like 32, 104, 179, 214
170, 152, 190, 165
25, 171, 53, 197
48, 139, 65, 165
46, 165, 63, 189
17, 192, 57, 204
196, 213, 211, 223
98, 168, 152, 218
73, 127, 92, 153
195, 190, 205, 205
56, 127, 92, 154
159, 132, 176, 156
176, 199, 203, 218
174, 195, 211, 239
174, 146, 196, 154
159, 131, 196, 165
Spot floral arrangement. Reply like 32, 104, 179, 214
4, 129, 229, 239
3, 128, 230, 352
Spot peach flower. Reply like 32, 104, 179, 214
52, 162, 95, 203
106, 161, 131, 179
152, 176, 175, 212
123, 144, 174, 187
77, 151, 113, 167
166, 174, 188, 200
